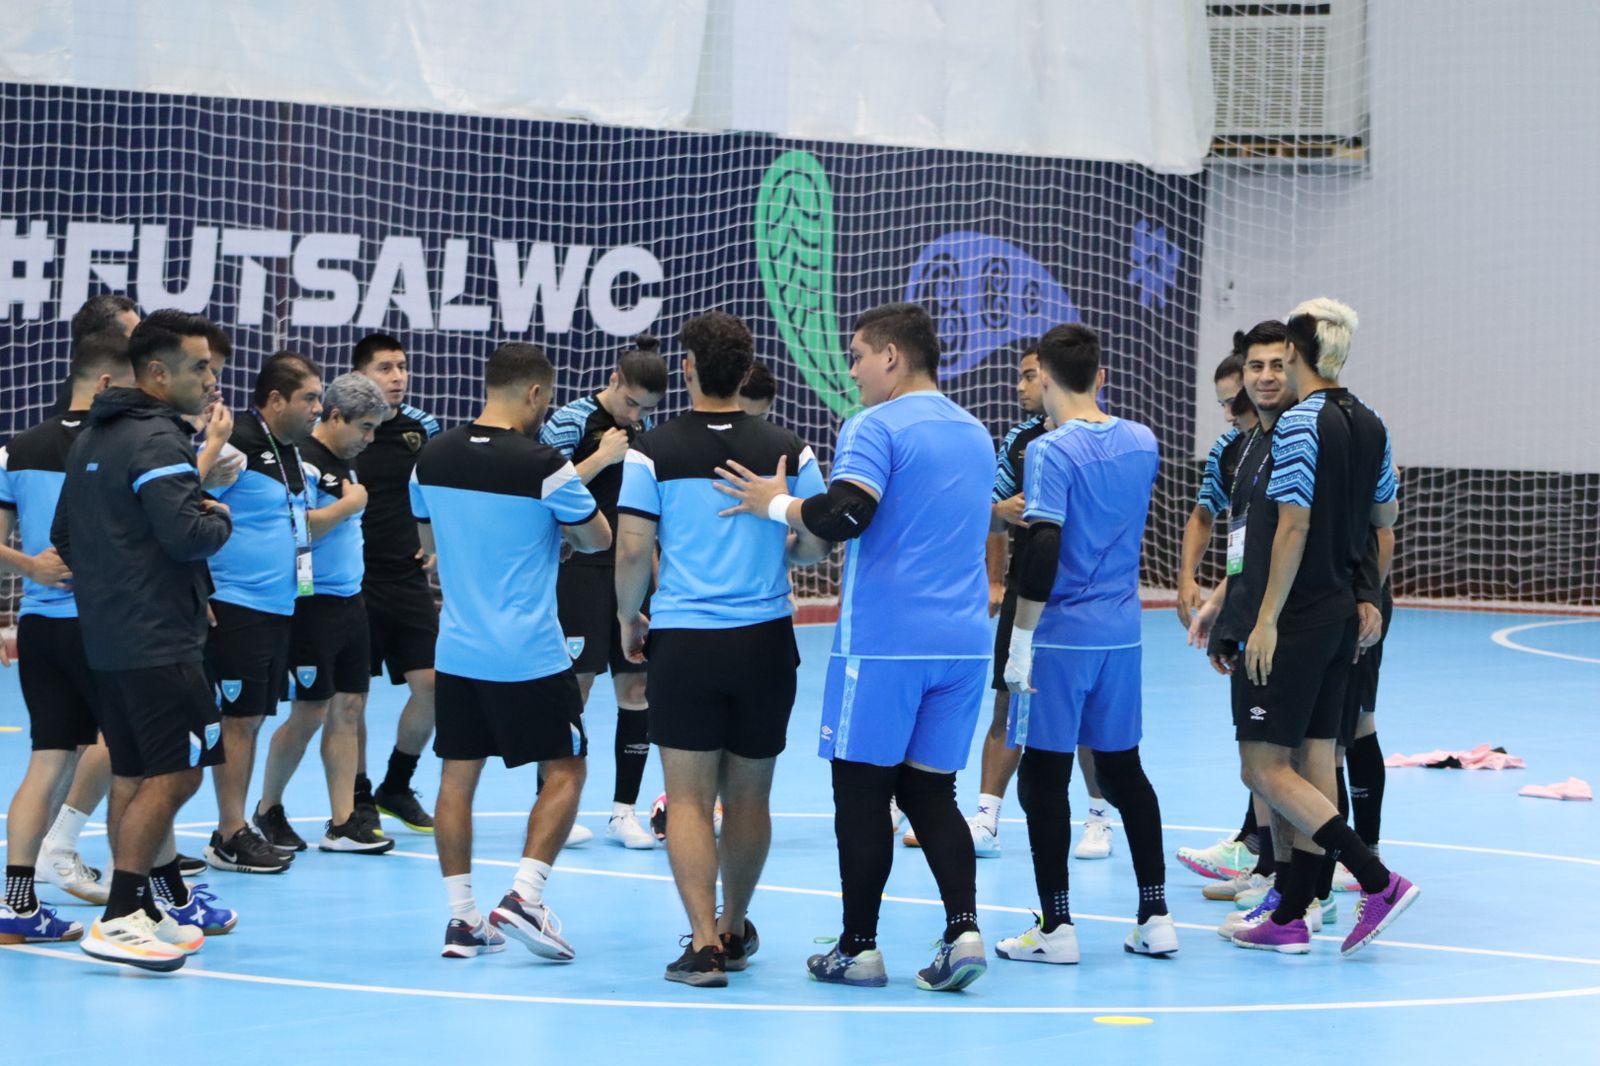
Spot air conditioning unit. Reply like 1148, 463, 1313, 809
1208, 1, 1367, 145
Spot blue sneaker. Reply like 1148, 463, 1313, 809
159, 884, 238, 936
1219, 888, 1281, 939
0, 901, 84, 944
441, 917, 506, 959
915, 931, 987, 992
806, 944, 888, 987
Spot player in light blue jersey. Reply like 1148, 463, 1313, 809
997, 323, 1179, 964
715, 303, 992, 993
410, 343, 610, 962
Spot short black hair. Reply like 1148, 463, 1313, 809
484, 342, 554, 391
69, 329, 131, 383
854, 302, 940, 378
680, 312, 753, 399
1017, 337, 1042, 361
739, 360, 776, 403
1229, 386, 1257, 421
127, 310, 218, 377
1036, 323, 1101, 393
253, 350, 322, 408
1215, 352, 1244, 383
352, 333, 405, 371
70, 294, 138, 345
1238, 319, 1289, 354
617, 334, 668, 394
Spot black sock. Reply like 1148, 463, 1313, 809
1017, 748, 1075, 932
150, 859, 189, 908
354, 773, 374, 805
1236, 797, 1258, 846
1252, 826, 1275, 876
5, 864, 37, 913
1346, 734, 1386, 848
613, 708, 650, 807
380, 748, 420, 794
104, 869, 149, 922
1138, 883, 1168, 923
895, 764, 978, 943
1091, 747, 1168, 917
1313, 772, 1354, 900
1271, 848, 1323, 925
831, 759, 899, 948
1312, 815, 1390, 893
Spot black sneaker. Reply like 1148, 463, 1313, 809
319, 814, 397, 854
204, 828, 292, 874
664, 940, 728, 987
252, 804, 308, 852
720, 917, 759, 972
176, 853, 206, 879
374, 784, 435, 833
353, 775, 384, 836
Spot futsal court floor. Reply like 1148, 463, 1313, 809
2, 607, 1597, 1064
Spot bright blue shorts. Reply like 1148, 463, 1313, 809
1007, 646, 1142, 754
819, 656, 987, 772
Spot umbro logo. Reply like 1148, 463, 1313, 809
820, 725, 833, 739
259, 451, 277, 465
323, 473, 338, 486
1248, 706, 1267, 721
469, 436, 491, 444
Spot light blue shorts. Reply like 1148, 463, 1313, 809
819, 656, 987, 771
1007, 646, 1142, 754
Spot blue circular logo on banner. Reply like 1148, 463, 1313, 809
903, 231, 1080, 376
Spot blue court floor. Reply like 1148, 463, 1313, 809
3, 608, 1598, 1064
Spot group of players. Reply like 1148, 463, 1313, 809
0, 291, 1417, 987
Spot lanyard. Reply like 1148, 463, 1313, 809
251, 410, 307, 538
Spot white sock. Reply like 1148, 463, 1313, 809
1086, 804, 1110, 822
514, 857, 552, 904
975, 793, 1004, 832
444, 873, 480, 926
42, 804, 91, 853
611, 802, 636, 820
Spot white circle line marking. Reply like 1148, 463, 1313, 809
1490, 619, 1600, 665
6, 944, 1599, 1015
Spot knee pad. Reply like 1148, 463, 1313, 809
1017, 748, 1074, 814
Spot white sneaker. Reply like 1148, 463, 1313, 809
1202, 869, 1270, 902
563, 823, 593, 849
1332, 862, 1360, 892
889, 798, 905, 834
606, 811, 658, 850
151, 905, 206, 954
36, 848, 109, 905
1124, 913, 1179, 956
968, 818, 1001, 858
80, 912, 187, 972
1074, 818, 1114, 860
995, 918, 1079, 964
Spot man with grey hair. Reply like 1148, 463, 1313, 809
255, 371, 395, 854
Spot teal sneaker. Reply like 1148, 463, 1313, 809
807, 943, 888, 987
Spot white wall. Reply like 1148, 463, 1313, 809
1197, 0, 1600, 473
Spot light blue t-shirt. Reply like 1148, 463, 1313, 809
831, 392, 993, 659
1024, 416, 1160, 649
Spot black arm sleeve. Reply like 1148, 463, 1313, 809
799, 480, 879, 541
1353, 529, 1380, 607
1016, 520, 1060, 602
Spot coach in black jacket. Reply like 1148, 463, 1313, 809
50, 310, 235, 971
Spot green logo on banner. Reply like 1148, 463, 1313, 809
754, 150, 860, 419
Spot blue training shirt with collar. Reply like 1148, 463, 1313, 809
207, 414, 308, 617
1024, 416, 1160, 650
0, 410, 91, 619
830, 391, 993, 660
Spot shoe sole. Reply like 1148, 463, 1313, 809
808, 970, 889, 987
1073, 847, 1112, 860
901, 837, 921, 849
81, 940, 186, 972
489, 909, 575, 961
995, 946, 1079, 964
1175, 854, 1226, 880
607, 834, 658, 850
916, 959, 987, 992
1340, 884, 1420, 957
1125, 941, 1179, 957
202, 848, 290, 875
1202, 886, 1242, 901
318, 838, 397, 854
664, 969, 729, 987
0, 928, 84, 944
1231, 935, 1311, 954
375, 805, 435, 833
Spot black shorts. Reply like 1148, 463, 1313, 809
434, 669, 586, 769
1340, 597, 1393, 746
290, 594, 372, 702
992, 584, 1019, 692
1232, 616, 1357, 748
646, 617, 800, 760
17, 615, 99, 751
364, 572, 438, 683
93, 662, 223, 778
207, 600, 291, 718
556, 563, 647, 677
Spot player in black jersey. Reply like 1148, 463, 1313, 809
736, 361, 776, 418
540, 336, 667, 849
353, 334, 441, 833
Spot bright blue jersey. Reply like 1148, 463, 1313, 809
831, 392, 992, 659
410, 424, 598, 682
207, 414, 308, 617
617, 410, 824, 629
1024, 417, 1159, 649
0, 411, 90, 619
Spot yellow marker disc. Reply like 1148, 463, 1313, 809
0, 725, 23, 733
1093, 1016, 1154, 1026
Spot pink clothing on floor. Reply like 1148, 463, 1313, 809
1384, 744, 1525, 770
1518, 778, 1593, 801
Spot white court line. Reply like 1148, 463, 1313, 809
1491, 618, 1600, 665
6, 943, 1599, 1015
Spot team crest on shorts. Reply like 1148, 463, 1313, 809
403, 431, 424, 452
296, 665, 318, 690
219, 679, 243, 703
565, 636, 586, 661
205, 722, 221, 750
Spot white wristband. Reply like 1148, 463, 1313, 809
766, 493, 798, 524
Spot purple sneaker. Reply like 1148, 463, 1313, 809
1232, 915, 1311, 954
1341, 872, 1419, 957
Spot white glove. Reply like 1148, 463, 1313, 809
1003, 625, 1035, 693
